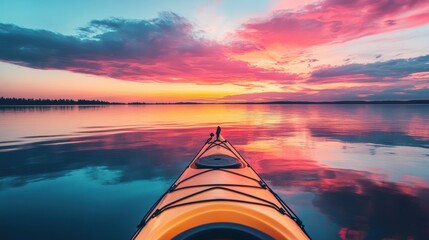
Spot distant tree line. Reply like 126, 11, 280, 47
0, 97, 123, 105
1, 97, 428, 105
127, 102, 146, 105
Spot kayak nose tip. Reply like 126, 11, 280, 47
216, 126, 221, 140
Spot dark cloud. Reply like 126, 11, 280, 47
0, 12, 299, 84
0, 12, 198, 63
359, 87, 429, 101
311, 55, 429, 79
385, 19, 397, 26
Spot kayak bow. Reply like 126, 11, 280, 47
132, 127, 310, 240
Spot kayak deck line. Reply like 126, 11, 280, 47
173, 168, 265, 188
132, 127, 311, 240
153, 186, 285, 218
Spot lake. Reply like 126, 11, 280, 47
0, 104, 428, 240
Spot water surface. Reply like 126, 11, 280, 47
0, 104, 428, 239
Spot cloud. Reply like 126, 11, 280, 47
0, 12, 299, 84
234, 0, 429, 49
311, 55, 429, 80
222, 86, 429, 102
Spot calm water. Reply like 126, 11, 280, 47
0, 104, 428, 240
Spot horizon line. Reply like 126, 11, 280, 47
1, 97, 429, 105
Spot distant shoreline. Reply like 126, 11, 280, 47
1, 97, 428, 105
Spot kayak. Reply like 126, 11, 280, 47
131, 127, 310, 240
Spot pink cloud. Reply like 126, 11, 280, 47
235, 0, 429, 49
0, 13, 300, 85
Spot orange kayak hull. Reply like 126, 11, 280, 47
132, 129, 310, 240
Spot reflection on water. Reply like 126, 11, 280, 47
0, 105, 428, 240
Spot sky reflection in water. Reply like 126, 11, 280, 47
0, 105, 428, 240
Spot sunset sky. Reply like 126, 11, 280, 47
1, 0, 429, 102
